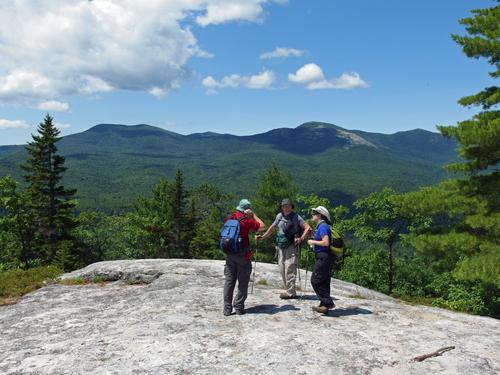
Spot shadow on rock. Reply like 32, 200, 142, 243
246, 304, 300, 315
325, 307, 372, 317
297, 294, 340, 301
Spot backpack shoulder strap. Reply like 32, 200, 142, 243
230, 213, 246, 222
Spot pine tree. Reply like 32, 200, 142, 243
438, 2, 500, 208
170, 169, 191, 258
135, 170, 191, 259
254, 163, 298, 224
0, 176, 37, 268
399, 3, 500, 288
21, 114, 78, 265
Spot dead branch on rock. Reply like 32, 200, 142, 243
411, 346, 455, 362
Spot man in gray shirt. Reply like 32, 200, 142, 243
256, 198, 311, 299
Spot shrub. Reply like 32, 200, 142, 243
0, 266, 63, 304
428, 272, 500, 317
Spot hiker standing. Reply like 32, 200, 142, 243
255, 198, 310, 299
223, 199, 265, 316
307, 206, 335, 313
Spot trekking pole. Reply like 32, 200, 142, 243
251, 237, 259, 294
304, 247, 309, 294
295, 235, 301, 288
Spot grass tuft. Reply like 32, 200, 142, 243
0, 266, 63, 306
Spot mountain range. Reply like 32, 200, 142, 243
0, 121, 457, 212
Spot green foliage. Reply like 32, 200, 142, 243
392, 255, 436, 297
428, 273, 500, 317
0, 176, 38, 268
59, 277, 86, 285
253, 163, 298, 224
189, 184, 231, 260
0, 122, 456, 213
20, 114, 80, 267
130, 170, 191, 259
0, 265, 62, 303
337, 246, 390, 293
396, 4, 500, 294
74, 211, 116, 262
345, 188, 423, 293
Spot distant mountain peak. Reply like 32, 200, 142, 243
85, 123, 182, 139
297, 121, 341, 130
87, 123, 158, 132
336, 129, 377, 148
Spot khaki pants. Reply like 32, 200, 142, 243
277, 243, 298, 296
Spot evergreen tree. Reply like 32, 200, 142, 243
170, 169, 191, 258
399, 3, 500, 288
438, 2, 499, 207
21, 114, 78, 265
189, 184, 231, 259
253, 163, 298, 224
438, 2, 500, 285
134, 170, 191, 259
0, 176, 37, 268
134, 178, 175, 258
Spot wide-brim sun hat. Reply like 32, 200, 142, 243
236, 199, 252, 212
312, 205, 331, 224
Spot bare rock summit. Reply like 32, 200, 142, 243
1, 259, 498, 374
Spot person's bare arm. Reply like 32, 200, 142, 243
245, 209, 266, 232
256, 224, 275, 240
307, 234, 330, 247
295, 221, 311, 245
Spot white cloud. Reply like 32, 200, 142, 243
307, 72, 369, 89
288, 63, 325, 84
149, 87, 168, 99
196, 1, 265, 27
246, 70, 275, 89
0, 1, 284, 105
202, 70, 275, 93
0, 119, 30, 129
37, 100, 70, 112
260, 47, 305, 59
289, 63, 368, 90
201, 76, 219, 89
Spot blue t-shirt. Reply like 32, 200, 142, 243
313, 221, 331, 253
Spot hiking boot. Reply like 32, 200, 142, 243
312, 305, 329, 314
320, 301, 335, 309
223, 309, 232, 316
235, 309, 245, 315
279, 293, 297, 300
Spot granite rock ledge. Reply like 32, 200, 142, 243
0, 259, 498, 374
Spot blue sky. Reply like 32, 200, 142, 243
0, 0, 495, 145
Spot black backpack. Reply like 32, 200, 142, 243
282, 212, 304, 242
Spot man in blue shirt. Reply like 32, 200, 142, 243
307, 205, 335, 313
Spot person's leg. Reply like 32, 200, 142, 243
234, 261, 252, 313
277, 246, 286, 288
284, 244, 298, 296
223, 258, 237, 315
310, 252, 334, 308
